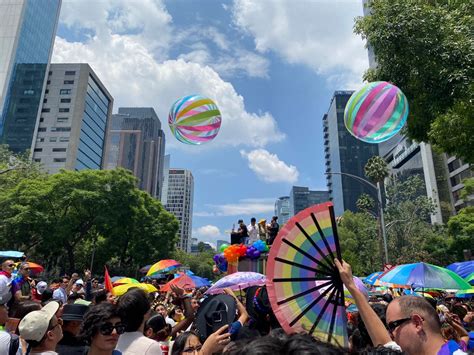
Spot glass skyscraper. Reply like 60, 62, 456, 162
0, 0, 61, 153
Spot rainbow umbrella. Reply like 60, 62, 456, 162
455, 289, 474, 298
380, 262, 472, 290
266, 202, 347, 347
161, 274, 210, 292
205, 272, 266, 295
146, 259, 181, 276
446, 261, 474, 279
465, 272, 474, 285
112, 277, 139, 286
15, 261, 44, 274
364, 271, 383, 285
113, 283, 158, 296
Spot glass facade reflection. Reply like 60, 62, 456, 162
75, 76, 110, 170
0, 0, 61, 152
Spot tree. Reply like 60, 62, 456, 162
0, 144, 44, 190
0, 168, 179, 275
364, 156, 389, 183
172, 249, 216, 280
355, 0, 473, 163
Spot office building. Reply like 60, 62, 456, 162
165, 169, 194, 252
289, 187, 330, 217
0, 0, 61, 153
274, 196, 290, 225
446, 156, 473, 213
104, 107, 166, 199
323, 91, 380, 216
32, 63, 113, 173
160, 154, 170, 205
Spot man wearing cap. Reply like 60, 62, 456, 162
33, 281, 48, 302
56, 304, 89, 355
0, 259, 15, 306
18, 301, 63, 354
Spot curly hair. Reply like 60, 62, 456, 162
79, 303, 121, 345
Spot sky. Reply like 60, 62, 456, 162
52, 0, 369, 247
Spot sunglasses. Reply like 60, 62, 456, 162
99, 322, 126, 336
6, 264, 14, 268
387, 317, 412, 334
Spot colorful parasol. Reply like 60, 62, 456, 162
205, 272, 266, 295
15, 261, 44, 274
146, 259, 182, 276
266, 202, 347, 347
446, 261, 474, 279
161, 274, 210, 292
465, 272, 474, 286
364, 271, 383, 285
455, 289, 474, 298
112, 277, 139, 286
112, 283, 158, 296
380, 262, 472, 290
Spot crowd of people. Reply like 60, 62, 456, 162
230, 216, 280, 246
0, 257, 472, 355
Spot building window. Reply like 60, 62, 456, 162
57, 117, 68, 122
38, 127, 46, 132
41, 108, 50, 113
63, 80, 74, 85
48, 71, 52, 75
43, 98, 47, 103
65, 71, 76, 75
45, 89, 49, 94
58, 108, 70, 113
50, 137, 57, 142
52, 148, 67, 152
54, 158, 66, 163
51, 127, 71, 132
36, 138, 44, 142
34, 148, 42, 152
23, 89, 34, 95
47, 80, 51, 84
17, 108, 28, 113
59, 137, 69, 142
60, 89, 71, 95
60, 98, 71, 103
19, 98, 30, 104
39, 117, 44, 123
34, 158, 41, 162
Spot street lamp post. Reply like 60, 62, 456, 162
325, 172, 389, 265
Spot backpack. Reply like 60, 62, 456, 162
9, 333, 19, 355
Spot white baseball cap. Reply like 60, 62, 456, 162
36, 281, 48, 295
19, 301, 59, 341
75, 279, 84, 286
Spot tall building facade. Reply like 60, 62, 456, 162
165, 169, 194, 252
32, 63, 113, 173
104, 107, 166, 199
323, 91, 379, 216
446, 155, 473, 212
0, 0, 61, 153
274, 196, 290, 225
289, 187, 330, 217
161, 154, 170, 205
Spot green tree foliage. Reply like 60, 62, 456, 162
172, 249, 216, 280
0, 145, 44, 189
364, 156, 388, 183
0, 166, 179, 275
355, 0, 474, 163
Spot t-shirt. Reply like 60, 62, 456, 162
52, 287, 67, 304
0, 331, 10, 354
116, 331, 163, 355
0, 274, 12, 304
437, 340, 467, 355
247, 224, 259, 244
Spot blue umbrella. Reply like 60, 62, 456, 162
0, 251, 25, 258
446, 261, 474, 279
364, 271, 383, 285
379, 262, 472, 290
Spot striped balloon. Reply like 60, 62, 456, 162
344, 81, 408, 144
168, 94, 222, 145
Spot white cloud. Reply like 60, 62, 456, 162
231, 0, 368, 88
53, 2, 284, 150
240, 149, 299, 183
192, 225, 225, 245
195, 198, 275, 217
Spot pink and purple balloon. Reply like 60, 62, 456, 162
344, 81, 409, 144
168, 94, 222, 145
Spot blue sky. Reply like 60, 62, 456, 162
53, 0, 368, 246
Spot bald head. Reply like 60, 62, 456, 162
394, 296, 441, 333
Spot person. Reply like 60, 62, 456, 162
155, 304, 176, 327
34, 281, 48, 302
56, 303, 89, 354
12, 262, 33, 303
144, 314, 171, 354
18, 301, 63, 355
71, 279, 85, 296
0, 259, 15, 305
190, 298, 200, 313
172, 326, 231, 355
79, 303, 124, 355
0, 302, 19, 355
116, 288, 162, 354
267, 216, 279, 245
237, 220, 249, 245
53, 276, 71, 305
247, 218, 259, 245
257, 219, 267, 242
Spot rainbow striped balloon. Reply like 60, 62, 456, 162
344, 81, 409, 144
168, 94, 222, 145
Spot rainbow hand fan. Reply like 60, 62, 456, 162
266, 202, 347, 347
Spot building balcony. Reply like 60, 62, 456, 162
324, 146, 329, 152
324, 132, 329, 139
325, 160, 331, 166
323, 126, 328, 133
325, 153, 330, 159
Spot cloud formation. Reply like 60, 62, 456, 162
240, 149, 299, 183
195, 197, 275, 217
231, 0, 368, 88
53, 0, 284, 150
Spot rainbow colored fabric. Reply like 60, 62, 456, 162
344, 81, 408, 144
266, 202, 347, 347
168, 94, 222, 145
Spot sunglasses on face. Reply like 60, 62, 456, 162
99, 322, 126, 336
6, 264, 14, 268
387, 317, 412, 334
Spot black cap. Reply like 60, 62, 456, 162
61, 304, 89, 321
146, 314, 167, 332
